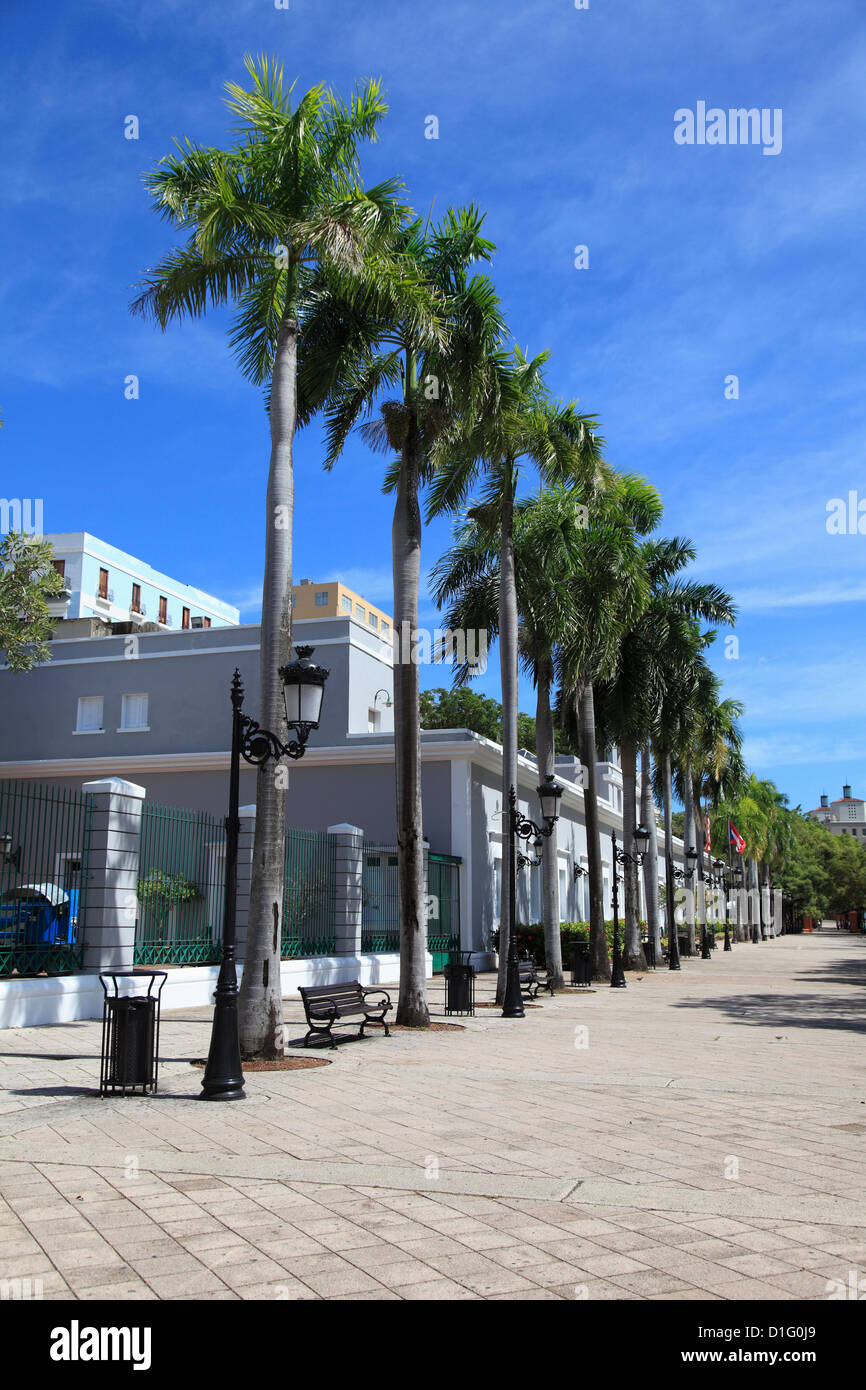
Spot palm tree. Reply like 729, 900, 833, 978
429, 351, 604, 1001
556, 478, 663, 979
298, 207, 502, 1024
432, 484, 601, 988
132, 56, 428, 1055
596, 542, 737, 968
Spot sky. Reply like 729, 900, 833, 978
1, 0, 864, 814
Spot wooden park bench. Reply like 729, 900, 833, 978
518, 960, 555, 1000
298, 981, 392, 1048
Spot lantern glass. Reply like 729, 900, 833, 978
634, 824, 650, 856
280, 646, 329, 732
537, 777, 563, 824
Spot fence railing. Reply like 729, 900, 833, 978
361, 844, 399, 953
0, 780, 93, 977
282, 826, 336, 957
361, 845, 461, 969
135, 802, 226, 966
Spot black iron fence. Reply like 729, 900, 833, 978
0, 780, 93, 976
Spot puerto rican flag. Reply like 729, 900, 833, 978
728, 820, 746, 854
704, 808, 711, 852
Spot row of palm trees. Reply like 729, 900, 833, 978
131, 58, 780, 1053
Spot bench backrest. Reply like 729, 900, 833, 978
299, 981, 363, 1005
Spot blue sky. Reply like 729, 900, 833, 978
2, 0, 864, 814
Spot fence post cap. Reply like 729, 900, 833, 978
81, 777, 146, 799
328, 823, 363, 836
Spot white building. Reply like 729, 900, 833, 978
806, 785, 866, 842
43, 532, 239, 632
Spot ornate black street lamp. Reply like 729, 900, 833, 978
727, 860, 744, 942
609, 824, 651, 988
711, 857, 730, 951
502, 777, 563, 1018
517, 834, 544, 872
200, 647, 330, 1101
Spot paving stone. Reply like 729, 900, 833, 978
0, 934, 864, 1302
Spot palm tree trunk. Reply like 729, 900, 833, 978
662, 746, 676, 953
238, 313, 296, 1059
578, 681, 610, 981
536, 660, 562, 988
393, 355, 429, 1027
641, 745, 662, 962
749, 857, 761, 939
695, 799, 706, 946
620, 739, 645, 969
683, 757, 697, 954
496, 470, 518, 1005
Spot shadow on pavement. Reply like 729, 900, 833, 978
674, 990, 866, 1034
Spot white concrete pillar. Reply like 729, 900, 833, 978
328, 824, 363, 955
80, 778, 146, 974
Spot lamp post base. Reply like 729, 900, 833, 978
199, 963, 246, 1101
502, 956, 526, 1017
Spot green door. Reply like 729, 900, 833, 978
428, 853, 461, 972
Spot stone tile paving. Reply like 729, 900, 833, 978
0, 930, 864, 1300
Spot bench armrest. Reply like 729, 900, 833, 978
306, 997, 340, 1019
361, 987, 392, 1008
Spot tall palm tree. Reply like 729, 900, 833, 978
429, 351, 604, 1000
556, 478, 663, 979
132, 56, 430, 1055
432, 484, 603, 988
298, 207, 502, 1024
596, 542, 737, 968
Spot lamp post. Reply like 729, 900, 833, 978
712, 857, 729, 951
665, 852, 681, 971
669, 850, 698, 959
503, 777, 563, 1018
728, 860, 744, 943
200, 647, 330, 1101
610, 824, 651, 988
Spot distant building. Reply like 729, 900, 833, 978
292, 579, 392, 641
43, 533, 239, 632
806, 785, 866, 841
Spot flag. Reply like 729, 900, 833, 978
728, 820, 746, 854
704, 807, 711, 853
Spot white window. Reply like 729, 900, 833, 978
75, 696, 103, 733
341, 594, 352, 613
368, 612, 379, 629
119, 693, 149, 731
493, 859, 502, 926
559, 866, 568, 920
315, 591, 329, 607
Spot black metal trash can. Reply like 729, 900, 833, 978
678, 933, 693, 958
444, 951, 475, 1016
641, 938, 656, 968
570, 941, 592, 987
99, 972, 167, 1097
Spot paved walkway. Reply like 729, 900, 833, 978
0, 931, 864, 1300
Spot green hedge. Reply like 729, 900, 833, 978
491, 920, 721, 965
492, 920, 648, 964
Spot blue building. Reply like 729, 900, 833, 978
43, 532, 239, 632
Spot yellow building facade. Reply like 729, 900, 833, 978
292, 580, 393, 639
